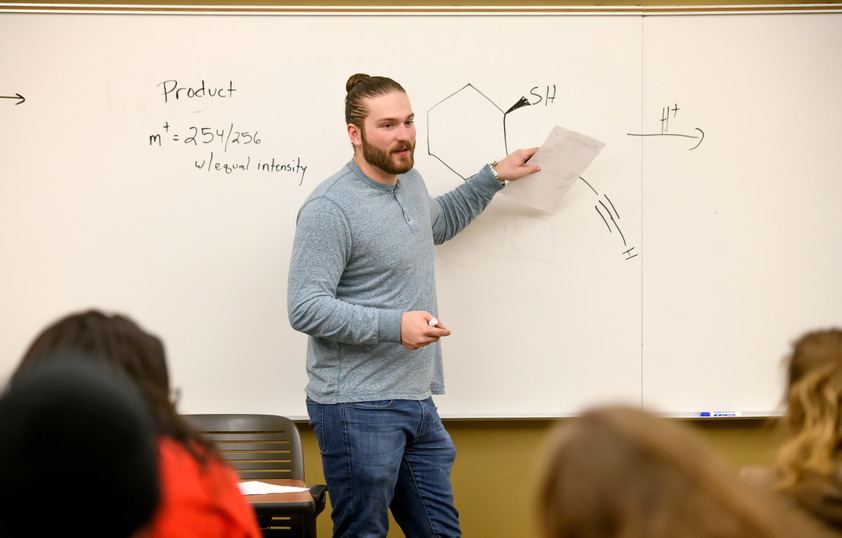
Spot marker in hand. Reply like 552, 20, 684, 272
428, 318, 439, 327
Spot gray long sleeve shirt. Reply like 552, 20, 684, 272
287, 159, 501, 404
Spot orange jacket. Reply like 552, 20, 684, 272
148, 437, 261, 538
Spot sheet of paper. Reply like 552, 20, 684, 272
501, 125, 605, 213
238, 481, 310, 495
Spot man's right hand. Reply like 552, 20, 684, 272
400, 311, 451, 350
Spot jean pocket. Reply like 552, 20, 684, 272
345, 399, 394, 410
305, 398, 328, 453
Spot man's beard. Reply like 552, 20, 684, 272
361, 134, 415, 175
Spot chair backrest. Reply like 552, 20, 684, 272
184, 414, 305, 481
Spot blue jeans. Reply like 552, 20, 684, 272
306, 397, 460, 538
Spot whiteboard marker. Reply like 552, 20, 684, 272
699, 411, 741, 417
428, 318, 438, 327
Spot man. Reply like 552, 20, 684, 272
287, 73, 540, 537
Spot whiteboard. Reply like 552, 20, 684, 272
0, 8, 839, 418
640, 13, 842, 415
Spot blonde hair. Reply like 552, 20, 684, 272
776, 329, 842, 489
536, 405, 786, 538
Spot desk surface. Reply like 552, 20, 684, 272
242, 479, 314, 513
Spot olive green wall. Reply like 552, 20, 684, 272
299, 418, 781, 537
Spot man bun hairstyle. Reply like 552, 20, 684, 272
345, 73, 405, 127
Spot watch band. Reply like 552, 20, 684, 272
488, 161, 505, 186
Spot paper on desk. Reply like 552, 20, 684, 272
238, 481, 310, 495
501, 125, 605, 213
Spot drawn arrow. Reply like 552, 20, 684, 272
501, 96, 532, 155
626, 127, 705, 150
505, 96, 530, 114
1, 93, 26, 105
689, 127, 704, 150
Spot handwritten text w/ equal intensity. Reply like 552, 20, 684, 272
147, 79, 309, 185
194, 152, 308, 185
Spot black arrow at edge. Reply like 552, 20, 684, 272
1, 93, 26, 105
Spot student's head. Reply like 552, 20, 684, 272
15, 310, 172, 431
536, 405, 785, 538
14, 309, 214, 458
777, 328, 842, 487
0, 355, 159, 538
344, 73, 415, 176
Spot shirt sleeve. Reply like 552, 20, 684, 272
287, 196, 403, 345
430, 164, 503, 245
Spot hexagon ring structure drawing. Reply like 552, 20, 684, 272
426, 84, 509, 180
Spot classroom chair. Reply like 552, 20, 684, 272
184, 413, 327, 538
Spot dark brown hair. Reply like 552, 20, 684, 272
14, 309, 217, 462
344, 73, 405, 128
